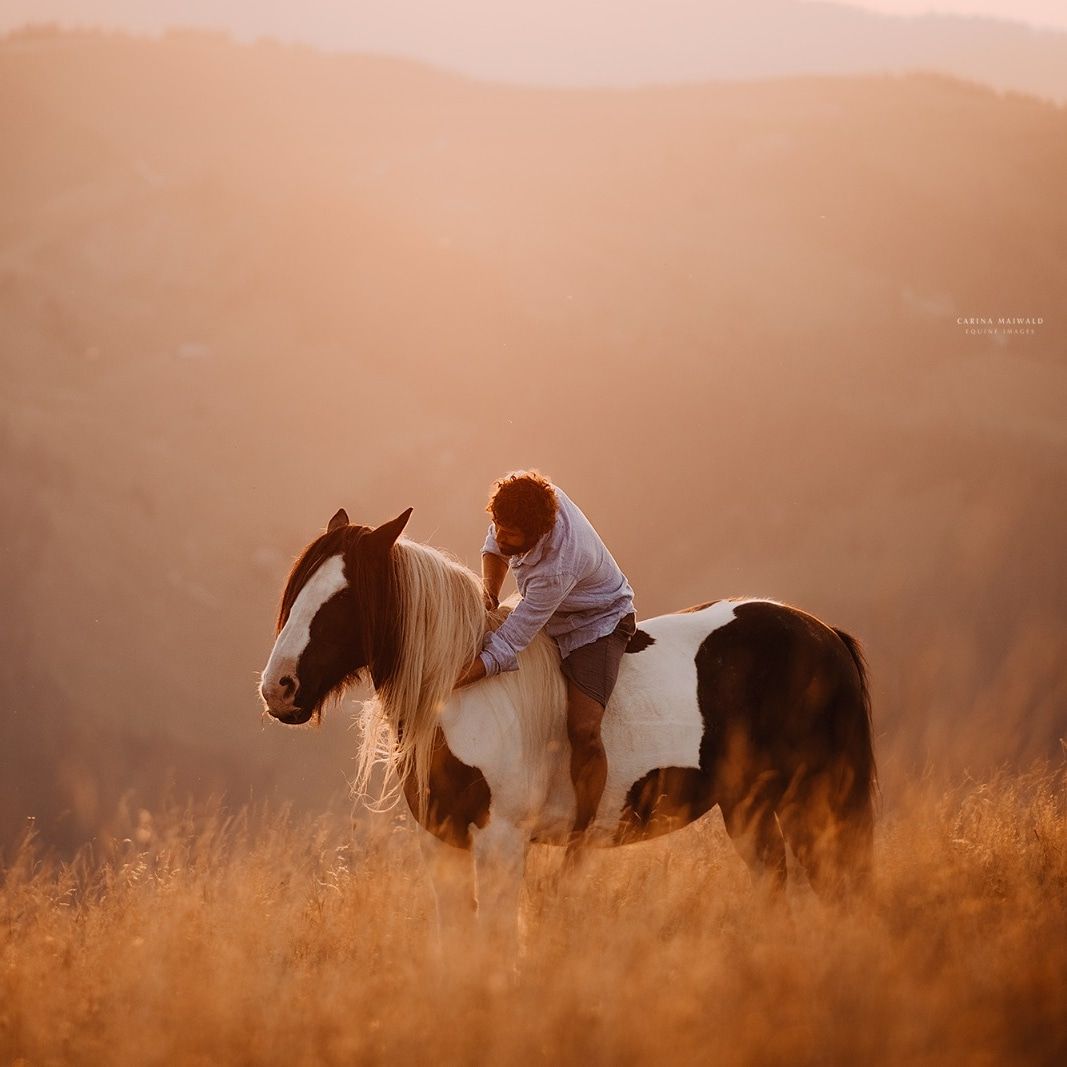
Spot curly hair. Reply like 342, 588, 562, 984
485, 469, 559, 542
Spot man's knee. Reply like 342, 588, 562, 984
567, 697, 605, 755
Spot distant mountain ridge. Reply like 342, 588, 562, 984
2, 0, 1067, 103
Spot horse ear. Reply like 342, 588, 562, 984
364, 507, 413, 552
327, 508, 349, 532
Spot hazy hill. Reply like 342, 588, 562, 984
1, 31, 1064, 851
4, 0, 1067, 102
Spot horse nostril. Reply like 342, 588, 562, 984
279, 675, 295, 695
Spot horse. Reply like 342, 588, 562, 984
259, 506, 876, 933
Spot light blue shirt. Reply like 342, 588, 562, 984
479, 484, 635, 677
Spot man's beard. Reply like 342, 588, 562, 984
498, 535, 536, 557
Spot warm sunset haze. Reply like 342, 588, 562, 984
0, 24, 1064, 1067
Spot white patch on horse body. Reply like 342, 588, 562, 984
441, 610, 567, 830
441, 597, 780, 844
261, 554, 347, 707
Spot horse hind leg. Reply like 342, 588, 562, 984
718, 770, 788, 898
777, 764, 873, 902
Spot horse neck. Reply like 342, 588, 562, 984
359, 541, 483, 823
376, 540, 484, 726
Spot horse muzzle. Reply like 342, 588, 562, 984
260, 681, 314, 725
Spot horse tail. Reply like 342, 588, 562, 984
832, 628, 877, 803
829, 627, 877, 889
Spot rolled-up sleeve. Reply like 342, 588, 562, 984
481, 521, 506, 559
479, 572, 577, 676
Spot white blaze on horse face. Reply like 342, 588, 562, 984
261, 554, 348, 710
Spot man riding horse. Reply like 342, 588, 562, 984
452, 470, 636, 856
261, 486, 875, 908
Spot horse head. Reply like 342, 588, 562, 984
258, 506, 412, 724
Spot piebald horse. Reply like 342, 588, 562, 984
259, 508, 876, 929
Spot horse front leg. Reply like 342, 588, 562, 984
417, 824, 476, 962
471, 817, 529, 957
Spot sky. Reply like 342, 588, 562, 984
1, 0, 1065, 39
853, 1, 1067, 30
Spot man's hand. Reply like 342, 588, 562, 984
453, 655, 488, 690
483, 588, 499, 612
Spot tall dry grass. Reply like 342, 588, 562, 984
2, 764, 1065, 1066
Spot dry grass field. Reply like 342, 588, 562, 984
3, 763, 1065, 1066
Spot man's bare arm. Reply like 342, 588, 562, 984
481, 551, 508, 608
455, 552, 507, 689
454, 655, 487, 689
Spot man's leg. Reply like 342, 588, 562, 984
566, 677, 608, 844
560, 613, 636, 857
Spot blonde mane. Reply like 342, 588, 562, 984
352, 537, 489, 819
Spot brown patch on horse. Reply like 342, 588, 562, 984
617, 767, 709, 842
616, 600, 876, 893
402, 727, 491, 849
625, 629, 656, 653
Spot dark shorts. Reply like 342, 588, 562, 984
559, 612, 637, 707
